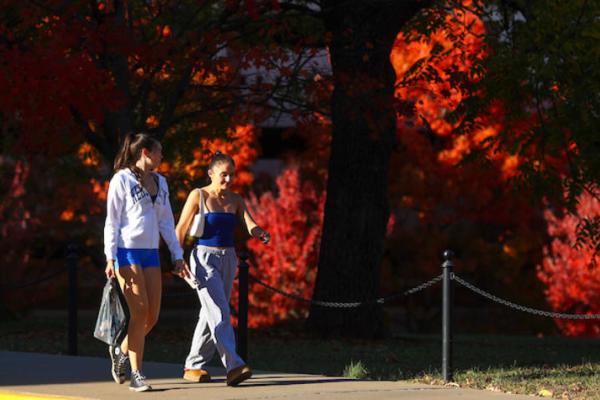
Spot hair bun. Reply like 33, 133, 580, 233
208, 150, 235, 170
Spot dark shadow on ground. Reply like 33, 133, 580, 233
0, 351, 355, 387
0, 351, 185, 385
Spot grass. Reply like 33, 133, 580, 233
342, 360, 369, 379
448, 363, 600, 399
1, 313, 599, 399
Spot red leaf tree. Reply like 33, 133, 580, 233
537, 190, 600, 337
232, 167, 325, 328
0, 1, 283, 313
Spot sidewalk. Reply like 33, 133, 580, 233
0, 351, 532, 400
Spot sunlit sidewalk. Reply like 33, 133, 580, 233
0, 351, 532, 400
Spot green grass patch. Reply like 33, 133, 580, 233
342, 360, 369, 379
1, 315, 599, 399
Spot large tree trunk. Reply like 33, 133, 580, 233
308, 1, 427, 338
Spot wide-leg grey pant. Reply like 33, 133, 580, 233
185, 245, 245, 372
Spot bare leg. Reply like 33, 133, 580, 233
121, 336, 129, 354
116, 265, 149, 372
143, 267, 162, 334
116, 268, 161, 356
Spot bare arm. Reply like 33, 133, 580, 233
236, 194, 270, 243
175, 188, 200, 246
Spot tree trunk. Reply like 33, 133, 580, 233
308, 1, 427, 338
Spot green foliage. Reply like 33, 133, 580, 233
480, 0, 600, 203
343, 360, 369, 379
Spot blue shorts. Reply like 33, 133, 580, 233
115, 248, 160, 269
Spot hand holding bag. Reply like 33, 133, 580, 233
187, 188, 206, 238
93, 278, 127, 345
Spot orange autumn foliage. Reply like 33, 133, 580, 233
388, 2, 541, 230
162, 124, 259, 201
374, 1, 552, 312
392, 2, 506, 169
199, 125, 259, 191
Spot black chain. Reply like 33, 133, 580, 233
0, 268, 68, 291
453, 274, 600, 320
248, 273, 443, 308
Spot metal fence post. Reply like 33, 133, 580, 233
67, 243, 79, 356
237, 250, 249, 363
442, 249, 454, 382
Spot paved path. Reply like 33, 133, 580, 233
0, 351, 532, 400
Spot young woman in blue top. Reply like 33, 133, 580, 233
175, 151, 270, 386
104, 133, 190, 392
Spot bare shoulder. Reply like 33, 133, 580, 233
186, 187, 202, 200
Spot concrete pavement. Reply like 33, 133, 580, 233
0, 351, 533, 399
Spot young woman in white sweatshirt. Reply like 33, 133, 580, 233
103, 133, 190, 392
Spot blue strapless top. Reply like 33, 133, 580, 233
197, 212, 237, 247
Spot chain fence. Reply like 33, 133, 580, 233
452, 273, 600, 320
4, 249, 600, 320
0, 268, 68, 291
8, 246, 596, 378
248, 272, 600, 319
248, 273, 443, 308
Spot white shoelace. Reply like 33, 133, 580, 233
132, 371, 147, 382
118, 354, 128, 366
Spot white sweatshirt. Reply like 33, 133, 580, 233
103, 168, 183, 262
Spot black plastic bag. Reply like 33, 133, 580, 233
93, 278, 127, 345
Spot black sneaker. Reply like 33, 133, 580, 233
129, 371, 151, 392
109, 345, 129, 384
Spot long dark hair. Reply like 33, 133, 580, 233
114, 133, 160, 185
113, 133, 160, 180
